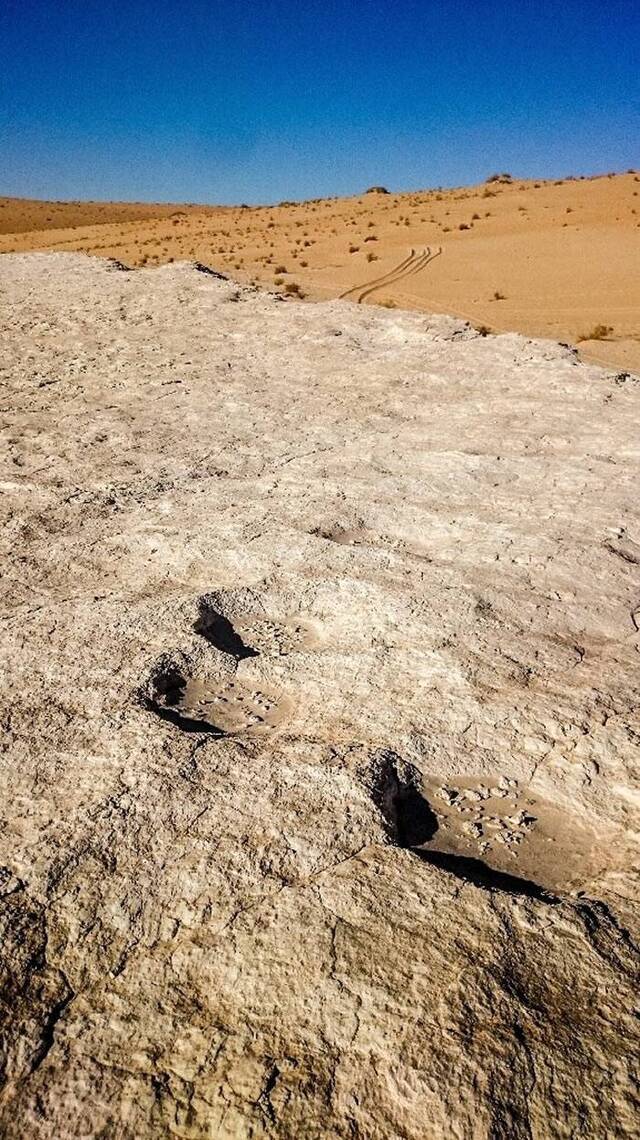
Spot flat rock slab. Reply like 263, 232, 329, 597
0, 253, 638, 1137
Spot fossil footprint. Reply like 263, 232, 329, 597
147, 664, 292, 736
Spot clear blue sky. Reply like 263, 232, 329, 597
1, 0, 638, 204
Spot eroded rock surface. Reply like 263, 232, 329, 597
0, 253, 638, 1137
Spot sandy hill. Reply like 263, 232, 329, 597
0, 251, 638, 1136
1, 170, 639, 373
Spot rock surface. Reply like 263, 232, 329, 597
0, 252, 639, 1137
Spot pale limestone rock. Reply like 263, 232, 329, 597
0, 254, 638, 1137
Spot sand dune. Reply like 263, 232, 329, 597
2, 170, 639, 371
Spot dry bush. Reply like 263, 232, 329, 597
578, 324, 613, 341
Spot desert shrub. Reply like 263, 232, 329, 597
579, 324, 613, 341
458, 223, 470, 230
285, 281, 304, 296
274, 265, 287, 274
366, 251, 378, 262
274, 276, 284, 285
300, 259, 308, 267
348, 244, 359, 253
476, 324, 492, 336
364, 234, 378, 242
492, 291, 506, 300
472, 212, 480, 219
486, 172, 512, 183
366, 186, 389, 194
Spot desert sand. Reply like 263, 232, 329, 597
0, 251, 638, 1136
1, 170, 639, 372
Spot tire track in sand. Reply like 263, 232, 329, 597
339, 246, 442, 304
339, 247, 417, 302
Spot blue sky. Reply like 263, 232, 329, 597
1, 0, 638, 204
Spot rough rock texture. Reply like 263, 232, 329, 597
0, 252, 638, 1138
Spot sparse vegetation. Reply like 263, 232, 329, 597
0, 173, 634, 374
578, 324, 613, 342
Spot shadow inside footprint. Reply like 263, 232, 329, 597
194, 601, 258, 659
414, 849, 559, 903
367, 751, 438, 847
396, 784, 439, 846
